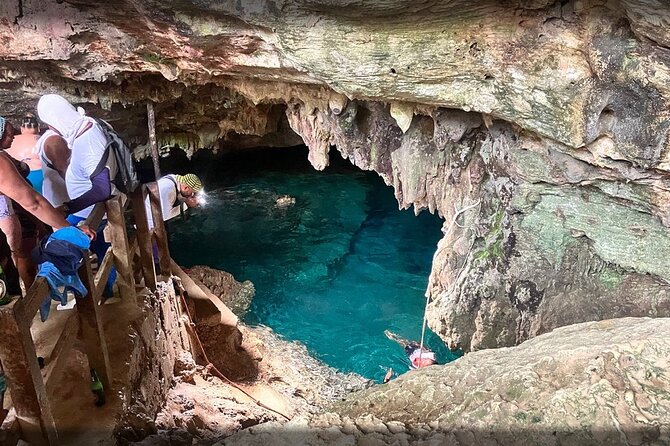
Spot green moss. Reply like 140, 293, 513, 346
370, 142, 378, 162
514, 183, 670, 279
474, 208, 505, 263
513, 411, 527, 422
472, 408, 489, 420
505, 381, 525, 400
598, 267, 624, 291
138, 51, 175, 67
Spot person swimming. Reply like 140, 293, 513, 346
383, 329, 437, 382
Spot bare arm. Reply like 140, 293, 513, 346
0, 153, 70, 229
43, 134, 70, 178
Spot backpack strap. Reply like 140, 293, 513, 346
91, 119, 113, 179
166, 175, 186, 219
166, 175, 181, 208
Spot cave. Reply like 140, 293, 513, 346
1, 0, 670, 445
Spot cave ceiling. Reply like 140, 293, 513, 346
0, 0, 668, 164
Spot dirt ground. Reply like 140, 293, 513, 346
9, 290, 146, 445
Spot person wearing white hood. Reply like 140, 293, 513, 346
37, 94, 118, 298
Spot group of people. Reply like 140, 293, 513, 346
0, 93, 205, 304
0, 94, 206, 417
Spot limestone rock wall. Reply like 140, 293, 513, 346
1, 0, 670, 351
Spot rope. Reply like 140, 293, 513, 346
417, 199, 481, 364
417, 292, 431, 365
170, 276, 291, 421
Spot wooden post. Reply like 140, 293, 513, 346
147, 182, 172, 276
130, 187, 157, 291
105, 196, 136, 300
0, 300, 58, 445
147, 102, 161, 182
76, 256, 112, 391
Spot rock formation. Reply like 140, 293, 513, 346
222, 317, 670, 446
0, 0, 669, 352
187, 265, 255, 316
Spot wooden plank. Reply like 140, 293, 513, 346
147, 102, 162, 181
105, 195, 136, 301
170, 260, 238, 328
0, 414, 21, 446
94, 247, 114, 302
0, 299, 58, 445
19, 278, 50, 328
76, 255, 112, 391
83, 201, 106, 231
43, 313, 79, 395
127, 236, 142, 282
147, 182, 172, 276
130, 187, 157, 291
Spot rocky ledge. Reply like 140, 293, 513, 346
186, 265, 255, 316
223, 317, 670, 446
125, 268, 370, 445
130, 324, 370, 446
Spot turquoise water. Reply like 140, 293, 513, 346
167, 148, 461, 381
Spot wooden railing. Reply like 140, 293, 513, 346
0, 182, 172, 446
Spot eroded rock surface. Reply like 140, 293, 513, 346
222, 318, 670, 446
0, 0, 669, 350
130, 324, 370, 445
187, 265, 255, 316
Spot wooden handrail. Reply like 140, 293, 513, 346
0, 299, 58, 445
19, 278, 50, 327
131, 186, 157, 291
83, 201, 107, 229
0, 182, 175, 444
43, 313, 79, 395
148, 182, 172, 276
94, 247, 115, 302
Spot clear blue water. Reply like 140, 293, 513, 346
167, 148, 461, 381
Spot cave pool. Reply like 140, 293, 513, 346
167, 147, 462, 382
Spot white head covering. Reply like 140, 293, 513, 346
37, 94, 95, 147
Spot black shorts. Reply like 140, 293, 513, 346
404, 342, 420, 356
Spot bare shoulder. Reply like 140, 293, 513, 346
44, 133, 67, 148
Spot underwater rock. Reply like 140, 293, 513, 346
274, 195, 296, 208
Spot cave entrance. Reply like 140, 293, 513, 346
163, 145, 459, 381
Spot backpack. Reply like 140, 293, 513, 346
93, 119, 140, 194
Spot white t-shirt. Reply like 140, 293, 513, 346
409, 349, 436, 369
37, 130, 70, 208
145, 174, 185, 229
65, 123, 117, 218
